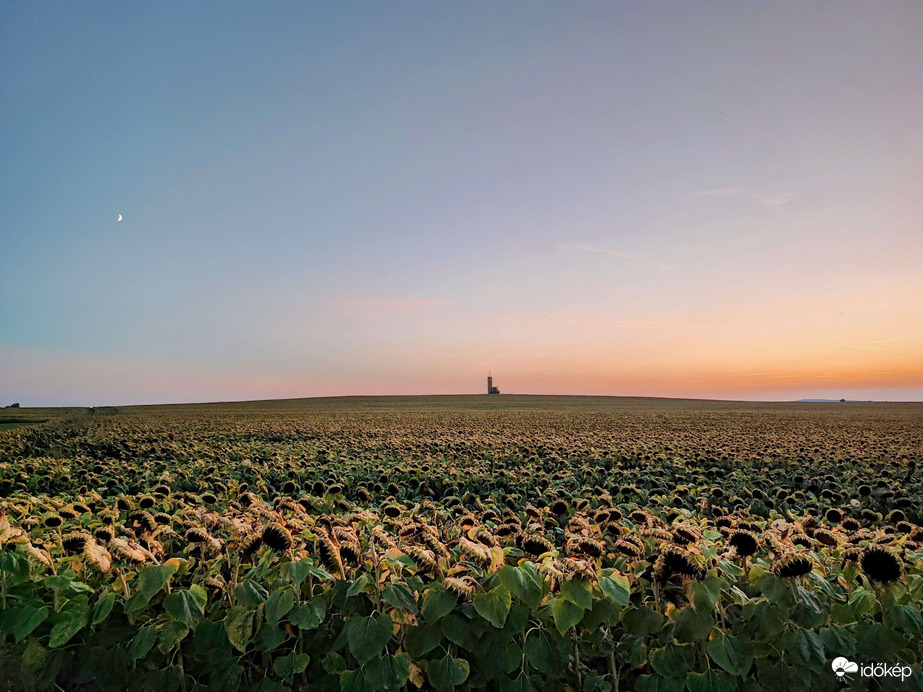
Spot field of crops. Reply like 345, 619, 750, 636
1, 396, 922, 691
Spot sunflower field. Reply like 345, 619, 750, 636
0, 398, 921, 691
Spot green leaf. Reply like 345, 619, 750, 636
427, 653, 470, 690
706, 631, 751, 676
339, 669, 366, 692
441, 612, 482, 650
273, 651, 311, 680
650, 643, 694, 679
672, 606, 714, 642
819, 625, 854, 658
598, 574, 631, 606
149, 665, 184, 692
856, 622, 904, 661
473, 585, 512, 628
345, 612, 393, 665
551, 595, 585, 635
91, 592, 117, 625
793, 630, 824, 669
128, 626, 158, 661
382, 584, 418, 613
560, 579, 593, 610
364, 653, 411, 690
265, 588, 296, 625
346, 574, 371, 598
758, 573, 795, 609
157, 621, 189, 654
288, 596, 326, 630
136, 562, 179, 601
195, 619, 231, 655
621, 606, 664, 637
717, 560, 744, 579
685, 669, 737, 692
422, 586, 457, 623
164, 586, 207, 627
323, 651, 348, 675
501, 671, 535, 692
280, 557, 331, 585
225, 605, 261, 653
635, 674, 685, 692
405, 623, 443, 658
256, 625, 286, 652
235, 580, 269, 607
13, 605, 49, 644
742, 600, 786, 641
584, 599, 620, 630
892, 604, 923, 635
48, 600, 90, 648
524, 628, 568, 677
690, 571, 722, 613
498, 562, 544, 608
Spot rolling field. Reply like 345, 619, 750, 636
1, 396, 922, 691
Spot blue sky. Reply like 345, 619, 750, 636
2, 2, 922, 405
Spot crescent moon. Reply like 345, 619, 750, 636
117, 214, 123, 222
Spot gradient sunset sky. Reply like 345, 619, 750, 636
2, 2, 922, 406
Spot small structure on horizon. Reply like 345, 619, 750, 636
487, 374, 499, 395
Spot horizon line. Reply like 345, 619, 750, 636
10, 392, 923, 410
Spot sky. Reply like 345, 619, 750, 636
2, 2, 922, 406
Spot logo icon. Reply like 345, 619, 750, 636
832, 657, 859, 678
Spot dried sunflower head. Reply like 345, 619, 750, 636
240, 534, 264, 560
62, 532, 88, 554
615, 539, 643, 558
772, 553, 813, 579
186, 527, 211, 544
383, 504, 402, 519
813, 529, 838, 548
654, 546, 700, 582
841, 517, 860, 532
860, 546, 902, 583
521, 534, 553, 557
444, 575, 478, 599
728, 530, 759, 557
94, 526, 114, 543
262, 523, 294, 552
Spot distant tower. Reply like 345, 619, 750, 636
487, 374, 492, 395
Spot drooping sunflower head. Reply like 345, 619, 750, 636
860, 546, 902, 584
812, 528, 837, 548
841, 517, 860, 532
728, 530, 759, 557
240, 534, 264, 560
94, 526, 114, 542
521, 534, 553, 557
444, 575, 478, 599
185, 527, 211, 544
772, 553, 813, 579
62, 532, 88, 554
653, 545, 700, 582
262, 523, 294, 552
383, 504, 402, 519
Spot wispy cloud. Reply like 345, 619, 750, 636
343, 296, 452, 315
582, 318, 712, 331
688, 187, 797, 208
559, 242, 635, 259
837, 338, 923, 357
